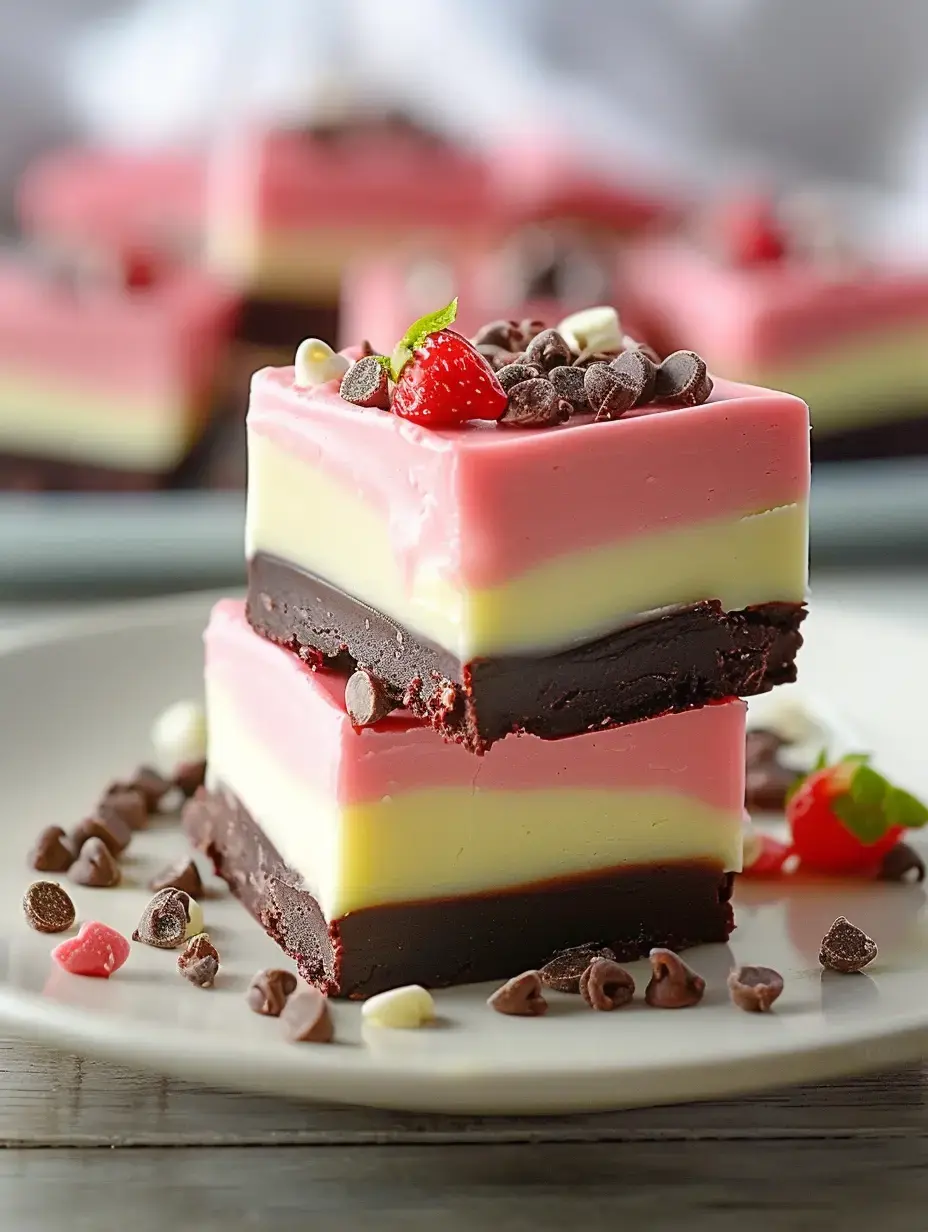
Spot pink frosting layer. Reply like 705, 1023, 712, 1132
249, 365, 809, 590
207, 599, 745, 811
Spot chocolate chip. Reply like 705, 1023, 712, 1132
487, 971, 548, 1017
548, 365, 589, 411
125, 766, 172, 811
645, 948, 706, 1008
475, 343, 513, 371
247, 968, 298, 1017
98, 787, 148, 832
359, 339, 376, 358
28, 826, 75, 873
345, 669, 396, 726
583, 363, 637, 421
518, 319, 547, 348
472, 319, 523, 351
539, 944, 616, 994
133, 888, 191, 949
745, 761, 798, 812
70, 837, 121, 888
70, 812, 131, 858
499, 378, 572, 428
23, 881, 76, 933
878, 843, 926, 883
622, 335, 662, 364
173, 760, 206, 799
149, 858, 203, 897
611, 347, 658, 405
727, 965, 784, 1012
524, 328, 572, 372
339, 355, 391, 410
654, 350, 713, 406
572, 346, 621, 368
177, 933, 220, 987
280, 987, 334, 1043
579, 958, 635, 1011
497, 362, 544, 392
746, 728, 787, 765
819, 916, 878, 973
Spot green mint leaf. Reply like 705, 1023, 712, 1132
840, 751, 872, 766
372, 354, 392, 374
812, 748, 830, 772
884, 786, 928, 830
391, 297, 458, 379
831, 793, 892, 844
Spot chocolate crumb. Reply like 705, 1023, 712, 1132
496, 362, 544, 392
247, 968, 298, 1017
28, 826, 75, 873
584, 363, 638, 421
540, 944, 616, 994
133, 888, 191, 949
173, 760, 206, 799
499, 378, 572, 428
548, 365, 589, 411
655, 350, 713, 406
280, 987, 334, 1043
149, 858, 203, 897
339, 355, 391, 410
524, 328, 572, 372
488, 971, 548, 1017
472, 319, 523, 351
98, 787, 148, 832
70, 837, 121, 888
23, 881, 76, 933
611, 347, 658, 405
727, 965, 784, 1012
879, 843, 926, 883
70, 811, 131, 858
645, 948, 706, 1008
345, 669, 396, 726
178, 933, 220, 988
579, 958, 635, 1011
819, 916, 878, 973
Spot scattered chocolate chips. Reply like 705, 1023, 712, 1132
819, 916, 878, 973
496, 361, 544, 392
571, 346, 620, 368
28, 826, 75, 873
645, 948, 706, 1008
280, 987, 334, 1043
345, 669, 397, 726
71, 811, 132, 858
133, 888, 191, 949
23, 881, 76, 933
499, 378, 572, 428
579, 958, 635, 1011
487, 970, 548, 1017
524, 328, 572, 372
472, 319, 524, 351
124, 766, 172, 811
339, 355, 391, 410
548, 365, 589, 411
878, 842, 926, 883
173, 760, 206, 799
70, 837, 121, 888
475, 343, 512, 371
177, 933, 220, 988
149, 858, 204, 897
584, 363, 638, 421
98, 787, 148, 832
539, 944, 616, 994
611, 347, 658, 405
247, 968, 298, 1017
654, 350, 713, 407
727, 965, 784, 1012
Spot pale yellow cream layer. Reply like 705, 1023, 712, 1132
206, 682, 743, 919
247, 431, 808, 659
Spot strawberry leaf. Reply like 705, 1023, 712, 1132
830, 762, 928, 843
885, 786, 928, 829
391, 297, 459, 379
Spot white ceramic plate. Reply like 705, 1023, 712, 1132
1, 593, 927, 1116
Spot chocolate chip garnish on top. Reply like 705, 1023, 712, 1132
499, 378, 572, 428
345, 669, 396, 727
654, 350, 713, 407
23, 880, 76, 934
645, 948, 706, 1008
28, 826, 75, 873
548, 365, 588, 411
819, 916, 878, 973
524, 328, 572, 372
149, 858, 204, 897
579, 958, 635, 1011
496, 362, 544, 392
70, 837, 121, 888
878, 842, 926, 883
472, 319, 524, 352
571, 346, 621, 369
584, 363, 638, 421
475, 343, 512, 371
339, 355, 391, 410
727, 965, 784, 1012
247, 968, 298, 1017
539, 944, 616, 994
611, 347, 658, 406
133, 888, 192, 949
488, 971, 548, 1017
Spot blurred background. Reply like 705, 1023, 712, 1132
2, 0, 928, 602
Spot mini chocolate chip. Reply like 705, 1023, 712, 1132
879, 843, 926, 883
339, 356, 391, 410
517, 319, 547, 348
280, 987, 334, 1044
28, 826, 75, 873
819, 916, 878, 973
70, 812, 131, 858
572, 345, 621, 368
71, 837, 121, 888
475, 343, 513, 371
622, 335, 662, 364
548, 365, 589, 411
524, 328, 572, 372
178, 933, 220, 987
497, 362, 544, 392
583, 363, 637, 421
149, 858, 204, 897
727, 965, 784, 1012
539, 944, 617, 994
125, 766, 172, 811
472, 319, 523, 351
345, 669, 396, 726
247, 968, 298, 1017
98, 787, 148, 832
173, 760, 206, 798
488, 971, 548, 1017
611, 347, 658, 405
579, 958, 635, 1011
645, 948, 706, 1008
500, 378, 572, 428
133, 888, 191, 949
23, 881, 76, 933
655, 350, 713, 406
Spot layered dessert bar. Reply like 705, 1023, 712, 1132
246, 307, 810, 751
184, 599, 744, 997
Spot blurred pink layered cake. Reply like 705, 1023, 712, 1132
0, 252, 238, 490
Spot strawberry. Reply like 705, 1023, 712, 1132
715, 195, 787, 266
787, 754, 928, 875
390, 298, 507, 428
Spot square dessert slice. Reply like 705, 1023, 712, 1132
245, 311, 809, 751
184, 600, 744, 998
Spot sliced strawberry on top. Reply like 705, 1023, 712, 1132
390, 298, 508, 428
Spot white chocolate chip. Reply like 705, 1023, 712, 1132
150, 700, 206, 772
294, 338, 351, 387
557, 305, 623, 354
184, 897, 205, 939
361, 984, 436, 1029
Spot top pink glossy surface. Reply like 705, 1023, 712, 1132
208, 599, 745, 807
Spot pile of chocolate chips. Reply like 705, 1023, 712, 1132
471, 319, 713, 427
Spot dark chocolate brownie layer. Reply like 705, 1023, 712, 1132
247, 552, 806, 753
183, 786, 735, 999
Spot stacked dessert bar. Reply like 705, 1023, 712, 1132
184, 300, 810, 998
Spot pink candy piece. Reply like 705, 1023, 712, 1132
51, 921, 130, 978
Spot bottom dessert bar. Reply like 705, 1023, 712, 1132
185, 786, 734, 998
